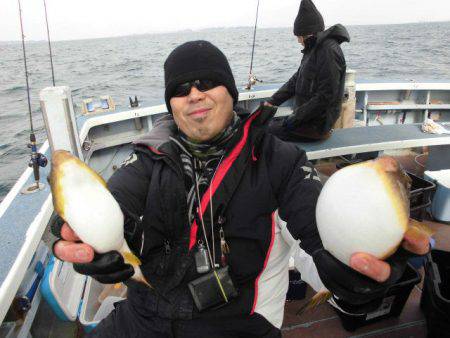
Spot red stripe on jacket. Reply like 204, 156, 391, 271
146, 146, 163, 155
250, 211, 276, 314
189, 111, 261, 250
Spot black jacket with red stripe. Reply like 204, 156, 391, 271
107, 106, 323, 325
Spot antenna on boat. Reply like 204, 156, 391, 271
17, 0, 48, 194
245, 0, 263, 90
43, 0, 55, 86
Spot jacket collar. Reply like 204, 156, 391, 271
301, 35, 317, 53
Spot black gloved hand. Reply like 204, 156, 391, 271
73, 251, 134, 284
50, 212, 142, 284
312, 247, 424, 313
283, 114, 300, 131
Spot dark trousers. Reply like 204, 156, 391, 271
89, 300, 281, 338
268, 117, 331, 142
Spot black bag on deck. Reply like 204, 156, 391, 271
420, 249, 450, 338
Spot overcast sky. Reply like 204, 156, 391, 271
2, 0, 450, 41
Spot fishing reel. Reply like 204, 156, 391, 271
21, 134, 48, 194
245, 73, 263, 90
27, 134, 48, 170
28, 152, 48, 170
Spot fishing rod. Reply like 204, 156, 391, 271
17, 0, 47, 194
245, 0, 263, 90
43, 0, 55, 86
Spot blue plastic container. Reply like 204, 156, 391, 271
40, 256, 124, 332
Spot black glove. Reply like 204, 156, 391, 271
312, 247, 425, 313
283, 114, 301, 131
50, 212, 142, 284
73, 251, 134, 284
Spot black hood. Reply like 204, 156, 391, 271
134, 114, 177, 151
316, 24, 350, 45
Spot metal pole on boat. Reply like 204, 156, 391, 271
246, 0, 262, 90
17, 0, 48, 194
43, 0, 56, 86
17, 0, 33, 133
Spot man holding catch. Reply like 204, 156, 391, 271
52, 40, 429, 337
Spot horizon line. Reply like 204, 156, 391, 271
1, 19, 449, 43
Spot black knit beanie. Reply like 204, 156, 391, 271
164, 40, 239, 113
293, 0, 325, 36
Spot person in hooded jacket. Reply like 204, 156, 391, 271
267, 0, 350, 141
52, 41, 429, 337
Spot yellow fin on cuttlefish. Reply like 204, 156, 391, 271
296, 290, 332, 316
123, 251, 142, 266
119, 242, 152, 288
408, 219, 434, 237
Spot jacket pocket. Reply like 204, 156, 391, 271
298, 69, 315, 97
142, 240, 171, 277
309, 79, 315, 94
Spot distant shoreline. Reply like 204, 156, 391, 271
1, 20, 449, 44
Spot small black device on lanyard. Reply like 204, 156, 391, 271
188, 156, 238, 311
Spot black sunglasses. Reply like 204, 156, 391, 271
172, 79, 220, 97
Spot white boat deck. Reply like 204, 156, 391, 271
298, 123, 450, 160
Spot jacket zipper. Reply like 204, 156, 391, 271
164, 240, 171, 254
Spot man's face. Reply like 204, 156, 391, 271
170, 84, 234, 142
297, 35, 305, 47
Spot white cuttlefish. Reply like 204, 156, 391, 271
301, 156, 431, 314
49, 150, 150, 287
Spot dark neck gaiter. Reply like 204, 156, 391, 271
171, 113, 240, 225
177, 113, 240, 160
